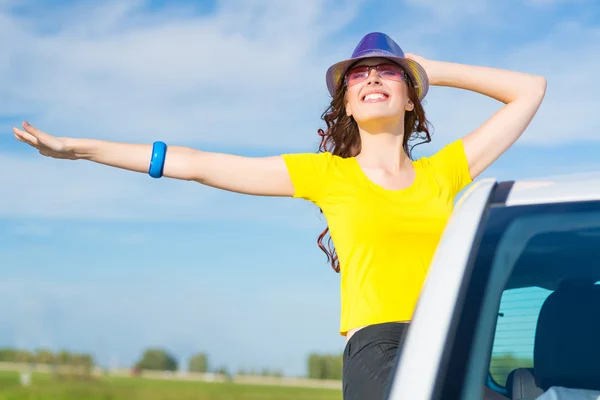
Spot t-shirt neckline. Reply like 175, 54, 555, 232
348, 157, 422, 195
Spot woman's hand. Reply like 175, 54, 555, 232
405, 53, 440, 85
13, 121, 77, 160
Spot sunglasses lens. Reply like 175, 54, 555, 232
344, 63, 406, 87
345, 66, 369, 87
378, 64, 405, 81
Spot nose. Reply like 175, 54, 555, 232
365, 68, 382, 85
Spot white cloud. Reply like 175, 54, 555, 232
503, 22, 600, 145
0, 0, 362, 149
399, 19, 600, 152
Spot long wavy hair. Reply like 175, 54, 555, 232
316, 68, 432, 273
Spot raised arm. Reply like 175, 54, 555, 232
407, 54, 547, 180
13, 121, 295, 197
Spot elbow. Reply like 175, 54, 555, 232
513, 75, 546, 104
536, 75, 547, 93
530, 75, 547, 99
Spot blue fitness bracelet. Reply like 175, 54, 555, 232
148, 141, 167, 178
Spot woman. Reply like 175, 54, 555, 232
13, 32, 546, 399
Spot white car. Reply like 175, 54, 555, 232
387, 174, 600, 400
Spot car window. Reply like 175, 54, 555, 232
489, 286, 552, 386
490, 281, 600, 389
479, 202, 600, 397
427, 199, 600, 400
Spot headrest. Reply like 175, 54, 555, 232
534, 283, 600, 391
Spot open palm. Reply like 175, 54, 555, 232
13, 121, 76, 160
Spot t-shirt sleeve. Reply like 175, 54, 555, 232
427, 139, 473, 195
281, 152, 332, 204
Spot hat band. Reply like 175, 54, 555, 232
352, 49, 397, 59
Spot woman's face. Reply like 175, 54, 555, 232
344, 57, 413, 126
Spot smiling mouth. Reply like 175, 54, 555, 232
362, 93, 389, 103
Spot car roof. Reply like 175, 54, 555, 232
506, 171, 600, 207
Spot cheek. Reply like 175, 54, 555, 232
390, 83, 409, 103
345, 88, 361, 110
348, 97, 362, 113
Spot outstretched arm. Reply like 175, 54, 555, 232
408, 54, 547, 180
13, 122, 295, 197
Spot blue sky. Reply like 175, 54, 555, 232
1, 0, 600, 377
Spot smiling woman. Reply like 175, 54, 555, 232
13, 31, 546, 400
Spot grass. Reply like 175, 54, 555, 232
0, 371, 342, 400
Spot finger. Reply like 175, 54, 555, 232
22, 121, 52, 141
13, 127, 40, 147
14, 132, 25, 143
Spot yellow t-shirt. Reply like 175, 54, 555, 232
282, 139, 473, 336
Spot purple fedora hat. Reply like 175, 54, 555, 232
325, 32, 429, 101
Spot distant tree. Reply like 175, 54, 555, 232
308, 353, 333, 379
307, 352, 343, 380
188, 353, 209, 373
135, 348, 178, 371
35, 349, 55, 365
0, 347, 96, 379
323, 354, 343, 380
80, 354, 94, 369
56, 350, 72, 365
15, 350, 35, 364
215, 366, 231, 380
70, 353, 94, 375
272, 370, 283, 378
308, 353, 323, 379
0, 348, 16, 362
490, 354, 532, 386
237, 368, 246, 376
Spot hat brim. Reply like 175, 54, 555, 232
325, 51, 429, 101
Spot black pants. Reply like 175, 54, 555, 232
342, 322, 410, 400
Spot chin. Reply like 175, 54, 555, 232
355, 111, 403, 125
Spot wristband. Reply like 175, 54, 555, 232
148, 141, 167, 178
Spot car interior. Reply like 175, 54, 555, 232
486, 226, 600, 400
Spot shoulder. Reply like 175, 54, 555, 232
281, 151, 348, 202
281, 151, 348, 172
281, 151, 333, 162
414, 139, 473, 193
416, 139, 468, 169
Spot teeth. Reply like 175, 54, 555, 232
364, 93, 386, 101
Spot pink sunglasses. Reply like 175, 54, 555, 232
344, 63, 408, 88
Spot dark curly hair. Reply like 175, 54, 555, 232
316, 68, 432, 273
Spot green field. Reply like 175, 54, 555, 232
0, 371, 342, 400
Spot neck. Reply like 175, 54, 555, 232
356, 119, 409, 170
